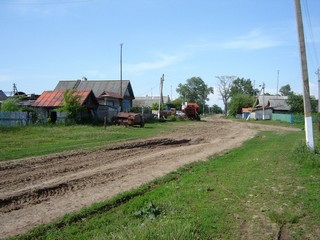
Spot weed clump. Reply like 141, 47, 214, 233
292, 142, 320, 168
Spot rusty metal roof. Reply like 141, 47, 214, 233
32, 90, 96, 107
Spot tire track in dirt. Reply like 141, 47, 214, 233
0, 117, 298, 238
0, 139, 192, 213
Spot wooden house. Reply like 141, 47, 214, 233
54, 79, 135, 119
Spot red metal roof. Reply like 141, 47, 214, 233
32, 90, 95, 107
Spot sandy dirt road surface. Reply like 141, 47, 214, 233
0, 116, 298, 238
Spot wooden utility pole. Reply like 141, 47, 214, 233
158, 74, 164, 119
294, 0, 314, 151
317, 68, 320, 112
120, 43, 123, 111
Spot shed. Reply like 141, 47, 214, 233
250, 108, 273, 120
133, 95, 171, 108
241, 107, 257, 119
32, 90, 99, 121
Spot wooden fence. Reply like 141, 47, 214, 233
0, 112, 32, 127
272, 113, 318, 124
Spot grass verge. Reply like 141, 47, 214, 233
0, 121, 184, 161
8, 129, 320, 239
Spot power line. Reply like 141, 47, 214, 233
302, 0, 320, 68
0, 0, 93, 5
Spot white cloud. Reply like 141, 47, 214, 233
222, 29, 283, 50
0, 74, 15, 83
184, 29, 284, 53
5, 0, 88, 16
125, 53, 181, 75
82, 70, 107, 79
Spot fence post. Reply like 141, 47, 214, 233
290, 114, 293, 124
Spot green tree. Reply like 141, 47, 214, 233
151, 102, 165, 111
176, 77, 213, 114
59, 89, 85, 121
230, 78, 254, 97
210, 104, 223, 114
167, 97, 183, 110
229, 94, 254, 117
286, 93, 318, 113
279, 84, 293, 96
0, 98, 20, 112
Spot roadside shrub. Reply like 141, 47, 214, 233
167, 115, 177, 121
0, 98, 20, 112
292, 142, 320, 168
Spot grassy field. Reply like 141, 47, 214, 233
0, 121, 178, 161
7, 126, 320, 239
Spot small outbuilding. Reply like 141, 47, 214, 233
32, 90, 99, 122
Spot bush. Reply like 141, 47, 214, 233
0, 98, 20, 112
292, 142, 320, 168
167, 115, 177, 121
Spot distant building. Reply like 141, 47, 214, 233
133, 95, 171, 108
0, 90, 7, 102
257, 95, 290, 114
241, 95, 291, 120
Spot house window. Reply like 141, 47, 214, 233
107, 100, 114, 107
122, 99, 131, 112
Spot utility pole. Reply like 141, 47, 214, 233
262, 83, 265, 120
120, 43, 123, 111
158, 74, 164, 119
317, 68, 320, 112
276, 70, 280, 96
294, 0, 314, 151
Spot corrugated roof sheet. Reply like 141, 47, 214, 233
268, 99, 290, 111
32, 90, 94, 107
54, 80, 134, 99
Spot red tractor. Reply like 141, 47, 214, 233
182, 102, 201, 121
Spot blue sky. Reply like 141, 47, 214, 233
1, 0, 319, 107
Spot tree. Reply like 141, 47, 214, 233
167, 97, 183, 110
176, 77, 213, 114
0, 98, 20, 112
230, 78, 254, 97
151, 102, 165, 111
210, 104, 223, 114
216, 76, 236, 116
279, 84, 293, 96
229, 94, 254, 117
59, 89, 85, 122
286, 93, 317, 113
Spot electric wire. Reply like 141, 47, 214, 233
0, 0, 93, 5
302, 0, 320, 69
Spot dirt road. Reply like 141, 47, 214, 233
0, 116, 297, 238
